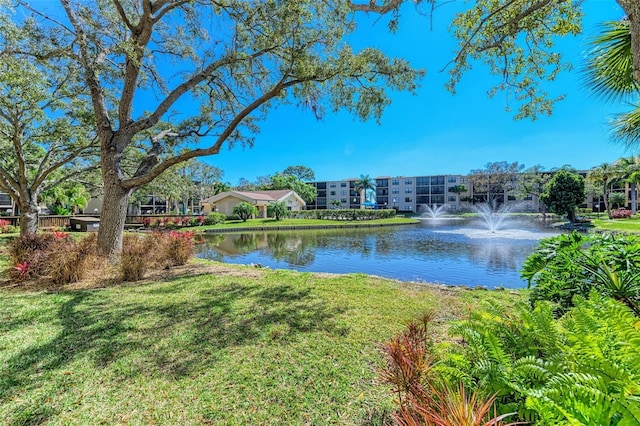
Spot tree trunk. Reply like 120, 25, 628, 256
631, 183, 637, 214
603, 181, 612, 219
97, 165, 134, 260
19, 196, 39, 236
360, 189, 365, 209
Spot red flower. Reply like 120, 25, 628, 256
14, 261, 29, 275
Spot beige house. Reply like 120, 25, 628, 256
201, 190, 306, 218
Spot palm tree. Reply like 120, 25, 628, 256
618, 156, 640, 213
584, 19, 640, 149
354, 175, 375, 210
589, 163, 619, 219
449, 185, 467, 210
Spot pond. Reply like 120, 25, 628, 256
195, 216, 562, 288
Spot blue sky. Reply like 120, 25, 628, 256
208, 0, 633, 185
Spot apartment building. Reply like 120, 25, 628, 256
310, 174, 473, 212
0, 191, 15, 214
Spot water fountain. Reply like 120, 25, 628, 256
473, 202, 510, 232
421, 204, 447, 218
430, 202, 558, 240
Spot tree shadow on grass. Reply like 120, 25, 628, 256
1, 279, 346, 424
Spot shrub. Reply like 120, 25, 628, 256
611, 208, 633, 219
267, 201, 288, 220
204, 212, 226, 225
156, 230, 195, 267
47, 234, 97, 285
9, 233, 58, 279
0, 219, 16, 233
289, 209, 397, 221
439, 295, 640, 424
121, 234, 156, 281
379, 311, 517, 425
196, 215, 205, 225
232, 202, 258, 222
142, 217, 152, 228
521, 232, 640, 314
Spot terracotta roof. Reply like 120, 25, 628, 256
233, 190, 292, 201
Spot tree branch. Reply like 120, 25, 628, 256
122, 76, 308, 189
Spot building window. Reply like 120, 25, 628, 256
392, 179, 399, 185
340, 182, 347, 187
405, 188, 413, 194
341, 198, 347, 203
405, 178, 412, 185
392, 188, 399, 194
330, 183, 336, 188
448, 177, 457, 183
448, 196, 456, 202
341, 190, 347, 195
460, 178, 468, 184
330, 191, 336, 196
405, 197, 413, 203
405, 205, 413, 211
392, 197, 399, 204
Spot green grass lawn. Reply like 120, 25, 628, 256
591, 218, 640, 233
0, 262, 521, 425
196, 216, 419, 231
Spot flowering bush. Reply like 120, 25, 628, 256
11, 261, 29, 281
161, 230, 195, 266
142, 217, 152, 228
612, 208, 633, 219
0, 219, 16, 234
52, 230, 70, 239
9, 233, 97, 284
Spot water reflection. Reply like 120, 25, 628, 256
195, 218, 561, 288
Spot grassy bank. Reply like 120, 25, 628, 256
196, 217, 419, 231
591, 218, 640, 233
0, 263, 521, 425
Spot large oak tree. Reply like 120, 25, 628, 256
8, 0, 637, 257
0, 10, 98, 235
11, 0, 422, 258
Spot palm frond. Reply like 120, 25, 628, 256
583, 19, 638, 103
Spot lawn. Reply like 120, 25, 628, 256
592, 218, 640, 233
0, 261, 521, 425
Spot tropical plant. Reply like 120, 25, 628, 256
449, 184, 468, 209
609, 191, 627, 209
540, 170, 585, 222
589, 163, 620, 219
267, 201, 288, 220
584, 19, 640, 150
354, 175, 376, 209
379, 312, 518, 425
439, 294, 640, 425
232, 202, 258, 222
526, 294, 640, 425
522, 232, 640, 314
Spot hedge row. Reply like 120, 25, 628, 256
290, 209, 397, 221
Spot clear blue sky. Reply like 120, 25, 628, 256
206, 0, 630, 184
